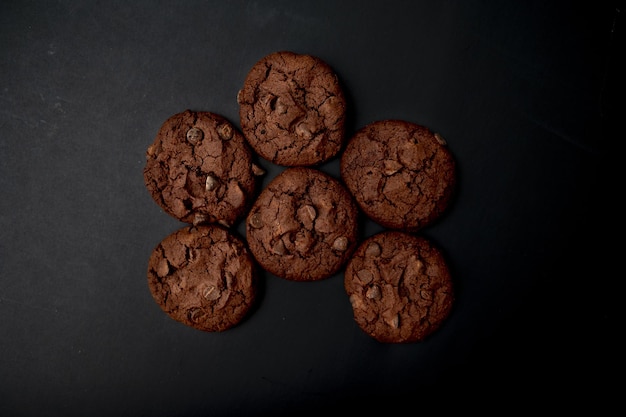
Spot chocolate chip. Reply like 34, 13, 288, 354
386, 313, 400, 329
203, 285, 220, 300
434, 132, 447, 145
366, 285, 381, 300
186, 127, 203, 144
225, 183, 244, 207
274, 97, 287, 114
249, 213, 263, 229
188, 307, 204, 322
332, 236, 348, 251
412, 259, 424, 274
251, 163, 266, 176
205, 175, 218, 191
217, 219, 231, 228
295, 122, 313, 140
156, 258, 170, 277
383, 159, 403, 176
185, 247, 197, 263
365, 242, 381, 257
218, 123, 233, 140
272, 239, 286, 255
297, 204, 317, 229
225, 271, 234, 288
261, 93, 276, 109
357, 269, 373, 284
193, 213, 209, 226
349, 294, 365, 311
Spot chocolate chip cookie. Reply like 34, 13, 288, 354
340, 120, 456, 232
238, 51, 347, 166
344, 231, 454, 343
147, 225, 258, 332
143, 110, 264, 227
246, 167, 359, 281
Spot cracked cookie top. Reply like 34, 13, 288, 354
340, 119, 456, 232
146, 225, 258, 332
344, 231, 454, 343
246, 167, 359, 281
238, 51, 347, 167
143, 110, 264, 226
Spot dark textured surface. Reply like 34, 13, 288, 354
0, 0, 621, 415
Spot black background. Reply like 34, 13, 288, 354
1, 1, 621, 415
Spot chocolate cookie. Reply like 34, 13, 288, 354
238, 51, 347, 166
340, 120, 456, 232
246, 167, 359, 281
143, 110, 264, 227
147, 225, 258, 332
344, 231, 454, 343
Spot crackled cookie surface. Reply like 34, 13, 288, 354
238, 51, 347, 166
147, 225, 258, 332
344, 231, 454, 343
340, 120, 456, 232
143, 110, 264, 226
246, 167, 359, 281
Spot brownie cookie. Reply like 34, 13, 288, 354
340, 120, 456, 232
344, 231, 454, 343
246, 167, 359, 281
238, 51, 347, 166
147, 225, 258, 332
143, 110, 264, 227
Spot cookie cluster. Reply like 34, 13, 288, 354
143, 51, 456, 343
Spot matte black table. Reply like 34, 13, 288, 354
1, 1, 620, 415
